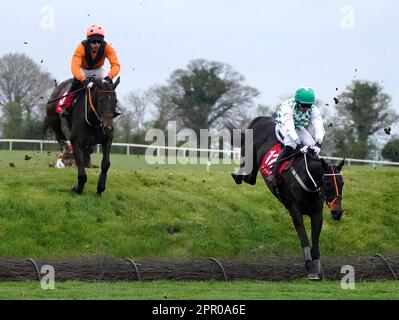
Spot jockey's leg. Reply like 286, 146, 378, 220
81, 67, 106, 81
266, 125, 297, 188
59, 78, 82, 117
266, 145, 295, 188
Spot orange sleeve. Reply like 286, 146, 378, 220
105, 43, 121, 79
71, 43, 87, 82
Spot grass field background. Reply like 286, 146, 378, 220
0, 149, 398, 299
1, 280, 398, 300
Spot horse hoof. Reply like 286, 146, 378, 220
313, 260, 324, 280
307, 273, 320, 281
71, 186, 83, 194
231, 173, 243, 185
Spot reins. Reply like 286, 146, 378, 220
85, 86, 117, 127
259, 150, 301, 172
47, 87, 85, 104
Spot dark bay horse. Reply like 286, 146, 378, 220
232, 116, 345, 280
44, 77, 120, 195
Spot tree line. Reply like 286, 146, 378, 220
0, 52, 398, 161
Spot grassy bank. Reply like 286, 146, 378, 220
0, 150, 397, 259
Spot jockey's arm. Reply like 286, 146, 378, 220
311, 107, 325, 144
71, 43, 87, 82
105, 43, 121, 80
281, 104, 301, 145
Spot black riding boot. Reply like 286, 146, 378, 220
60, 78, 83, 118
69, 78, 83, 92
266, 145, 295, 188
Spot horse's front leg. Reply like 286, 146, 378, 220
310, 213, 324, 279
290, 210, 319, 280
97, 140, 112, 195
71, 141, 87, 194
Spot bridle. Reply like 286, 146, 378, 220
86, 86, 117, 130
322, 165, 342, 211
290, 154, 343, 209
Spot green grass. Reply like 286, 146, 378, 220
0, 280, 398, 300
0, 150, 398, 260
0, 150, 398, 300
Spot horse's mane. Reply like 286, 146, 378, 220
92, 78, 114, 91
247, 116, 274, 129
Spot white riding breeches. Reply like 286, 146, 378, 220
275, 124, 316, 149
81, 67, 106, 80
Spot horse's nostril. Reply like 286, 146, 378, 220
331, 211, 342, 221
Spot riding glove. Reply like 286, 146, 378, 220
83, 79, 94, 89
311, 146, 321, 156
297, 143, 309, 154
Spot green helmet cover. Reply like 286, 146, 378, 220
295, 87, 315, 104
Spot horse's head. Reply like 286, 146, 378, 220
91, 77, 120, 135
321, 158, 345, 221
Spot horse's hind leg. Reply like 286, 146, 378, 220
83, 145, 93, 168
96, 140, 112, 195
232, 130, 256, 184
49, 114, 68, 151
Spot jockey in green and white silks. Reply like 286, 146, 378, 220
275, 98, 325, 150
267, 87, 325, 190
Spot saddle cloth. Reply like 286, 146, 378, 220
259, 143, 292, 177
55, 89, 79, 113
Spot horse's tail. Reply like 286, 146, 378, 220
42, 116, 49, 139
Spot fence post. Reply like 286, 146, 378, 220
127, 145, 130, 155
9, 141, 12, 151
97, 145, 100, 154
40, 141, 43, 151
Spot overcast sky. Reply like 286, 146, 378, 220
1, 0, 398, 133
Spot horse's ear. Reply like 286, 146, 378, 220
320, 157, 329, 171
337, 158, 345, 171
112, 77, 120, 90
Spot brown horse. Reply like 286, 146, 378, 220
43, 77, 120, 195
